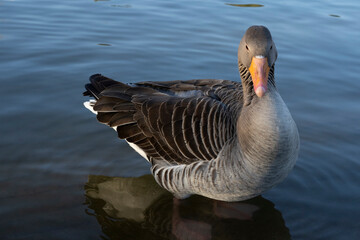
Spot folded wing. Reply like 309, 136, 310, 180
84, 74, 243, 164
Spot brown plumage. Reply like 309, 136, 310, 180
84, 74, 241, 165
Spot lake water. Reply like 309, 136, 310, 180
1, 0, 359, 239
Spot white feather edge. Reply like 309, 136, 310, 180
83, 100, 97, 114
127, 142, 149, 161
83, 100, 149, 161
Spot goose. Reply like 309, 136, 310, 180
83, 25, 300, 202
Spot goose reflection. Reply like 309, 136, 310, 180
84, 175, 290, 240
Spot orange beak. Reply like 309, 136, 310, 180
248, 56, 270, 97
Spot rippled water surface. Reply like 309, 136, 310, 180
1, 0, 360, 239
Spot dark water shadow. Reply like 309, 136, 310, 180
98, 43, 112, 46
84, 175, 290, 240
225, 3, 264, 8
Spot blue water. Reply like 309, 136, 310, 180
1, 0, 359, 239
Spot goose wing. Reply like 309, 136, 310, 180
84, 74, 243, 164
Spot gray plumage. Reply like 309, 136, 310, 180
83, 25, 300, 201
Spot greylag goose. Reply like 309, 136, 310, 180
83, 25, 300, 202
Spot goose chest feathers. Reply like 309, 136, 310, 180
83, 25, 300, 201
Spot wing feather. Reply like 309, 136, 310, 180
84, 74, 242, 163
191, 98, 211, 160
200, 98, 217, 159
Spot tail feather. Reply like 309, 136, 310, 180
83, 74, 121, 99
84, 74, 140, 131
83, 74, 156, 162
96, 112, 115, 123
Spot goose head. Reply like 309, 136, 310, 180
238, 26, 278, 98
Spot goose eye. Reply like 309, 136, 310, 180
246, 45, 249, 50
270, 45, 273, 50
